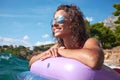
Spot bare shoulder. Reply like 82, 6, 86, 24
84, 38, 101, 48
86, 38, 99, 43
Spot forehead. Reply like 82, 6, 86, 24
54, 10, 68, 18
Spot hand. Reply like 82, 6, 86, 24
38, 47, 58, 60
29, 47, 58, 66
58, 46, 65, 55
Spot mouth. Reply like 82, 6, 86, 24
54, 28, 62, 33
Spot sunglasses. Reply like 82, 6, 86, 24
53, 15, 65, 24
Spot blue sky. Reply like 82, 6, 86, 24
0, 0, 119, 47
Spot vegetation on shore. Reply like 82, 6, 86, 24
0, 44, 54, 60
0, 3, 120, 60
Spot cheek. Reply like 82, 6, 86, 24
62, 24, 71, 31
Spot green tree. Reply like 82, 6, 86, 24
114, 25, 120, 45
99, 26, 116, 48
89, 23, 102, 39
112, 3, 120, 24
89, 23, 116, 48
111, 3, 120, 46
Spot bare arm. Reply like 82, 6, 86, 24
29, 43, 59, 66
58, 38, 104, 69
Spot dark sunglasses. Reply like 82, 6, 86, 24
53, 15, 65, 24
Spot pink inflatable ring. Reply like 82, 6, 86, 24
30, 57, 120, 80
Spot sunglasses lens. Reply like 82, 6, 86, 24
56, 16, 64, 24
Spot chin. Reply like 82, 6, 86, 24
54, 34, 62, 38
54, 35, 60, 38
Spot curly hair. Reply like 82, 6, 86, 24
52, 4, 89, 48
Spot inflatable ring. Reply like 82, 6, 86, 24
30, 57, 120, 80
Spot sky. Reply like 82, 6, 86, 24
0, 0, 119, 48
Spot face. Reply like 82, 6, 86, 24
52, 10, 71, 38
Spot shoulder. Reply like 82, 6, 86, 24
86, 38, 99, 43
84, 38, 101, 48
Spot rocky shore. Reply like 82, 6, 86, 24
104, 46, 120, 67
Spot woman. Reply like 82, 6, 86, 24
29, 4, 104, 69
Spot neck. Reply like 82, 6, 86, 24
62, 37, 80, 49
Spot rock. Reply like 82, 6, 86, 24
104, 48, 120, 66
102, 16, 119, 30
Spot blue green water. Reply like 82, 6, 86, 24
0, 53, 29, 80
0, 53, 57, 80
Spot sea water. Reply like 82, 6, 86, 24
0, 53, 56, 80
0, 53, 29, 80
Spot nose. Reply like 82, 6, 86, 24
52, 21, 59, 27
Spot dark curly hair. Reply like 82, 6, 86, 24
52, 4, 89, 48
